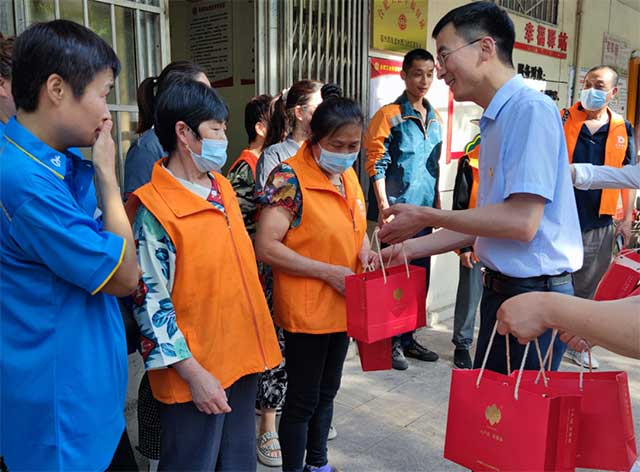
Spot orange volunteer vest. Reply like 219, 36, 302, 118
562, 102, 628, 216
127, 161, 282, 404
228, 149, 258, 179
272, 142, 368, 334
468, 146, 480, 210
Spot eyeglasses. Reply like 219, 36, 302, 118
436, 38, 483, 68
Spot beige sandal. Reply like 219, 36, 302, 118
257, 431, 282, 467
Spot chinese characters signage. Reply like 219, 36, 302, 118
372, 0, 428, 54
189, 1, 233, 88
517, 63, 545, 80
368, 57, 404, 118
603, 34, 632, 75
515, 20, 568, 59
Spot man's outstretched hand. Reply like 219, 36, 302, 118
378, 204, 431, 244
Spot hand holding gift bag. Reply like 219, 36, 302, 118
444, 321, 582, 471
345, 231, 426, 343
346, 231, 426, 371
514, 337, 638, 471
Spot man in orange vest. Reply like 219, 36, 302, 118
561, 65, 636, 369
451, 143, 481, 369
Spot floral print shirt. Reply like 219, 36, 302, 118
132, 169, 225, 370
259, 163, 303, 228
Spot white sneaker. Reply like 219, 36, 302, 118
328, 425, 337, 440
566, 349, 600, 369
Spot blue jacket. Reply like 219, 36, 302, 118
365, 92, 442, 221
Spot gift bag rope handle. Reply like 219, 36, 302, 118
371, 229, 410, 284
476, 320, 548, 400
536, 329, 592, 391
618, 247, 640, 256
502, 331, 549, 386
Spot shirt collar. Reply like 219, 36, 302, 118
396, 92, 432, 120
3, 117, 88, 180
482, 74, 524, 122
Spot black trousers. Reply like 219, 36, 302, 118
279, 331, 350, 472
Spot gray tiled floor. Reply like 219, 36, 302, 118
126, 311, 640, 472
257, 313, 640, 472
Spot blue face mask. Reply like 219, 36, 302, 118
189, 138, 228, 173
317, 145, 359, 175
580, 87, 608, 111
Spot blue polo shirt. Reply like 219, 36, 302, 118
474, 75, 583, 277
0, 119, 5, 137
0, 118, 128, 470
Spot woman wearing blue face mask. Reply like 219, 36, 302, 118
126, 78, 283, 470
255, 97, 374, 472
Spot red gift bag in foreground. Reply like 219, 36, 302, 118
594, 248, 640, 300
356, 338, 392, 372
513, 368, 637, 471
345, 241, 426, 344
444, 326, 582, 471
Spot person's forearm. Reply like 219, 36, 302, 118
622, 188, 635, 221
575, 164, 640, 190
95, 171, 138, 289
405, 228, 475, 259
372, 178, 389, 211
359, 233, 372, 262
174, 356, 204, 383
419, 197, 544, 242
257, 238, 337, 281
542, 294, 640, 359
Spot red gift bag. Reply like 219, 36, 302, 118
594, 249, 640, 300
345, 242, 426, 344
445, 326, 582, 471
356, 338, 392, 371
513, 368, 637, 471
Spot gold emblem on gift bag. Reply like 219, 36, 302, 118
393, 288, 404, 300
485, 404, 501, 426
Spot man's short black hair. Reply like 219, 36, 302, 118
155, 79, 229, 154
586, 65, 619, 87
402, 49, 435, 71
432, 2, 515, 68
12, 20, 120, 112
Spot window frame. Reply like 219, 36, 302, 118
10, 0, 170, 187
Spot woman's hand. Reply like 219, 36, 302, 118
188, 369, 231, 415
174, 358, 231, 415
323, 265, 355, 295
372, 244, 409, 270
360, 248, 378, 270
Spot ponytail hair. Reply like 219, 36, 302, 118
136, 60, 206, 134
264, 79, 322, 148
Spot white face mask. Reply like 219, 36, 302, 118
317, 145, 359, 174
187, 132, 228, 173
580, 88, 609, 111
